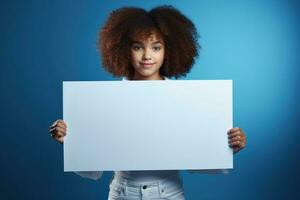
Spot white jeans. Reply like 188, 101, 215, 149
108, 174, 185, 200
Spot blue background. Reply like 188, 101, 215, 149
1, 0, 299, 199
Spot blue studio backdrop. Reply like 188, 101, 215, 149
1, 0, 299, 199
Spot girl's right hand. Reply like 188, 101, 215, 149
49, 119, 67, 144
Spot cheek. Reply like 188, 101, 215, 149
130, 53, 140, 69
130, 53, 136, 65
157, 51, 165, 64
130, 52, 140, 63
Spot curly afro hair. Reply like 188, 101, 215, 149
99, 5, 200, 79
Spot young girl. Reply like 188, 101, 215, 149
49, 5, 246, 200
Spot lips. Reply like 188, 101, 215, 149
140, 62, 155, 65
140, 62, 155, 68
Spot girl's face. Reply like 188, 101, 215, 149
130, 33, 165, 80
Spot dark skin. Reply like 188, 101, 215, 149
227, 127, 246, 154
49, 120, 246, 154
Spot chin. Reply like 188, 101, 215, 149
137, 69, 158, 77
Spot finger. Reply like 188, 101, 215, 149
53, 134, 64, 143
228, 131, 243, 139
232, 141, 246, 153
57, 120, 67, 129
49, 127, 56, 134
228, 129, 243, 135
228, 135, 242, 143
51, 127, 67, 136
49, 119, 61, 129
56, 124, 67, 132
229, 141, 243, 147
227, 127, 240, 134
231, 142, 246, 149
57, 137, 64, 144
49, 123, 57, 130
49, 125, 67, 135
233, 142, 246, 149
53, 131, 64, 138
49, 124, 67, 133
56, 126, 67, 136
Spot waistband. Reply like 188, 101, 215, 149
112, 172, 182, 187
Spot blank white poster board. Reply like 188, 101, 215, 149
63, 80, 233, 172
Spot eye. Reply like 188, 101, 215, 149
132, 45, 143, 51
152, 46, 162, 51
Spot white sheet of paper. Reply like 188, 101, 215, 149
63, 80, 233, 172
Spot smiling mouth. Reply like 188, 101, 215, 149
140, 63, 155, 68
140, 63, 155, 65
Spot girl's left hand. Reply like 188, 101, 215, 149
227, 127, 246, 154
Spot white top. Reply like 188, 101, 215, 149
122, 76, 170, 81
74, 76, 229, 181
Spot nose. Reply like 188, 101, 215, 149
142, 48, 151, 60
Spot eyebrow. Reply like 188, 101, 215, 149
131, 41, 163, 45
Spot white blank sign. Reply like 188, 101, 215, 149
63, 80, 233, 172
